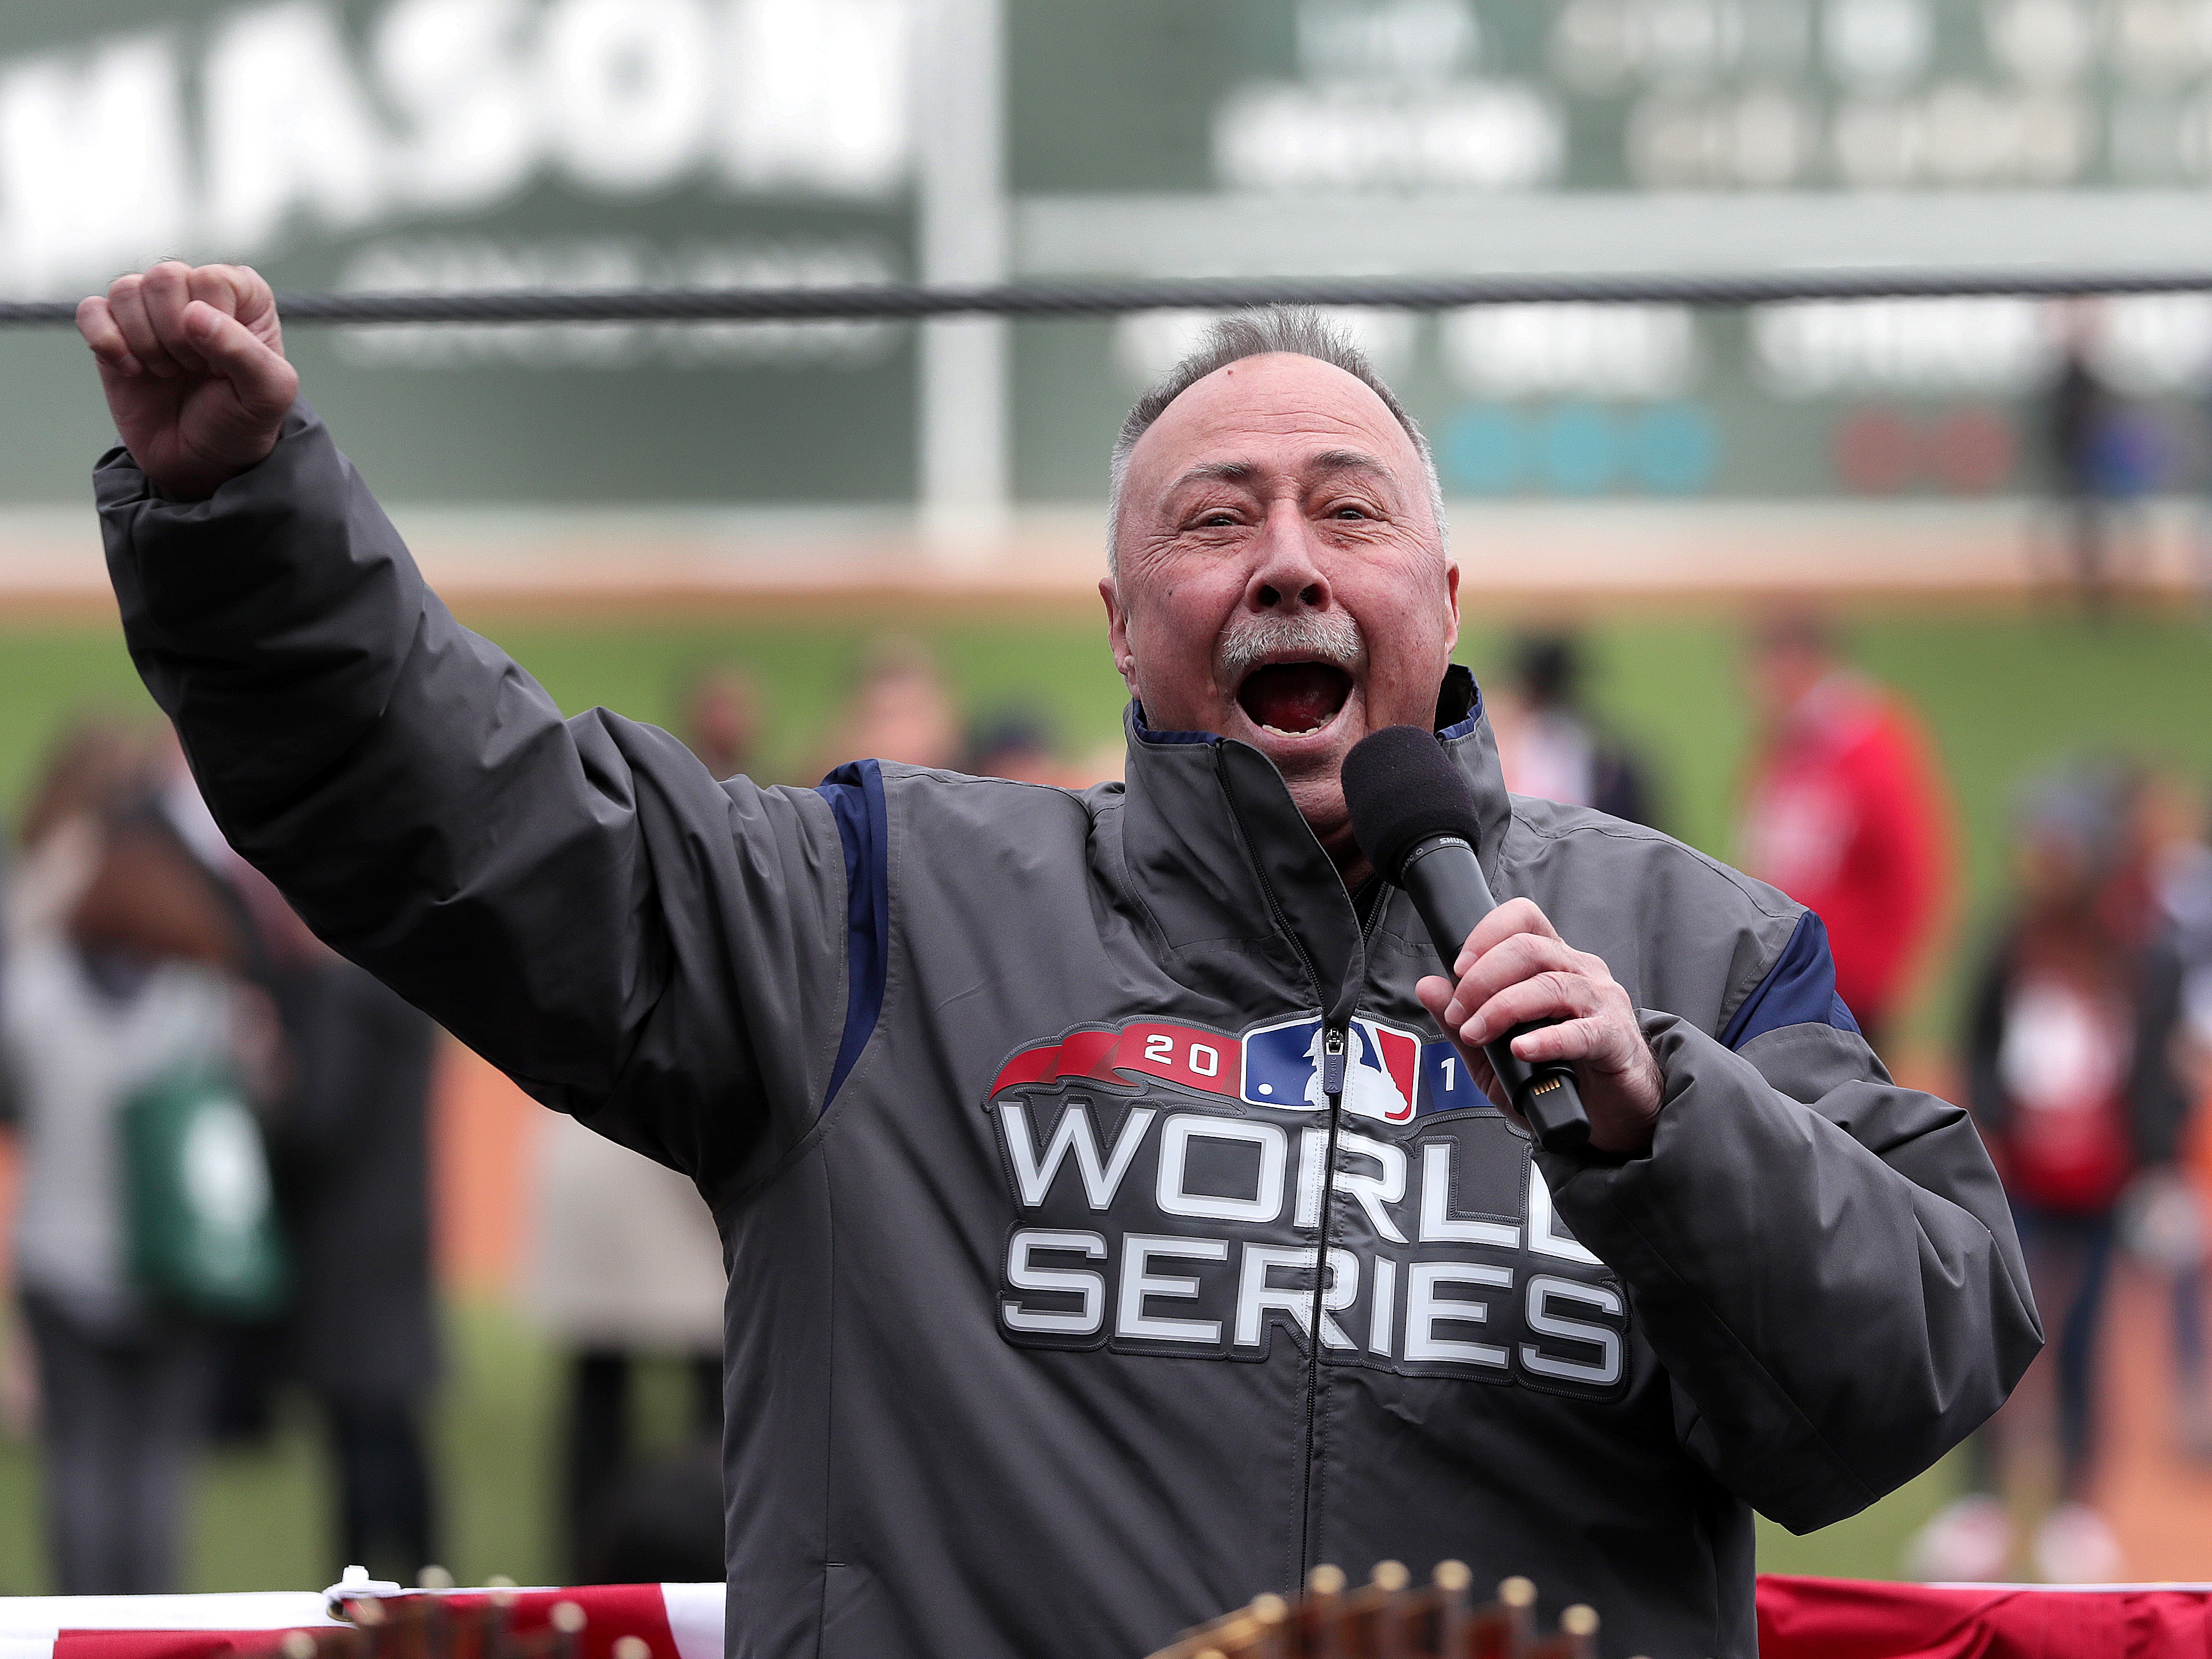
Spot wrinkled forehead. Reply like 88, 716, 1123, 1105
1123, 353, 1427, 510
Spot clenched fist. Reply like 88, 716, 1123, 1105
77, 261, 298, 501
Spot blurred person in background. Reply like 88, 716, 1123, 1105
679, 663, 760, 783
2041, 312, 2161, 610
964, 711, 1129, 792
962, 711, 1059, 784
2045, 322, 2115, 606
567, 1433, 725, 1586
2126, 772, 2212, 1456
160, 741, 444, 1582
1912, 765, 2189, 1583
526, 676, 738, 1580
1488, 632, 1658, 828
811, 636, 959, 777
0, 718, 266, 1593
264, 911, 441, 1582
1738, 611, 1952, 1057
529, 1115, 727, 1580
150, 738, 291, 1457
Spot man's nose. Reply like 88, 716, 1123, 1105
1244, 501, 1331, 613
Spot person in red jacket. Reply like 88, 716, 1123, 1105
1738, 612, 1953, 1056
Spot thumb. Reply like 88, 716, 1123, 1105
185, 299, 298, 418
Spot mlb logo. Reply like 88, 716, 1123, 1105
1240, 1016, 1422, 1124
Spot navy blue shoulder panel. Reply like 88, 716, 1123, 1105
1436, 665, 1484, 739
1129, 701, 1219, 746
1721, 909, 1862, 1050
1436, 703, 1483, 741
817, 760, 890, 1111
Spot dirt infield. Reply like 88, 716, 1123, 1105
2100, 1268, 2212, 1582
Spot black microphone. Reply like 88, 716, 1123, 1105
1342, 726, 1592, 1156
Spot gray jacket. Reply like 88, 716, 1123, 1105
98, 407, 2039, 1659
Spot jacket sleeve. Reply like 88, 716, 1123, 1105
1538, 949, 2042, 1534
95, 404, 854, 1195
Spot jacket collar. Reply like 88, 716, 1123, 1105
1118, 665, 1509, 1023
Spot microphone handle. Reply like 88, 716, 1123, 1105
1399, 838, 1593, 1157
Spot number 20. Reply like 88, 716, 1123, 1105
1144, 1034, 1220, 1078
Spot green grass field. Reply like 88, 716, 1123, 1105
14, 596, 2212, 1043
0, 595, 2207, 1594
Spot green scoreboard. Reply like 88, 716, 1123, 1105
0, 0, 2203, 510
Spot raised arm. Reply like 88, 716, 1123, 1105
81, 264, 853, 1191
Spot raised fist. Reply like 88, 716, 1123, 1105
77, 261, 299, 502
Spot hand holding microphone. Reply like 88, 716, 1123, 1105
1343, 727, 1664, 1159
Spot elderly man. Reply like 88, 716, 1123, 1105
79, 264, 2035, 1659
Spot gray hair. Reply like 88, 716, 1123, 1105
1105, 308, 1448, 574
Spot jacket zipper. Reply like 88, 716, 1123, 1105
1296, 892, 1395, 1577
1212, 752, 1336, 1588
1302, 1024, 1348, 1577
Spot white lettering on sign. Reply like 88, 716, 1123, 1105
0, 36, 190, 294
330, 235, 901, 369
719, 0, 908, 198
540, 0, 716, 195
374, 0, 538, 214
1213, 79, 1562, 191
203, 2, 388, 251
0, 0, 914, 296
1442, 303, 1701, 400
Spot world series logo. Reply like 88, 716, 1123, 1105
984, 1015, 1630, 1400
989, 1013, 1494, 1123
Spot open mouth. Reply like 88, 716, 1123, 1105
1236, 662, 1354, 736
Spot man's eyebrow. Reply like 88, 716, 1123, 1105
1166, 452, 1395, 494
1306, 448, 1394, 480
1167, 460, 1256, 492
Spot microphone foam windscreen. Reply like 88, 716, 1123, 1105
1342, 726, 1484, 882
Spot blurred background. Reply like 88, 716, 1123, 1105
5, 0, 2212, 1604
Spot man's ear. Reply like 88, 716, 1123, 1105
1444, 560, 1461, 654
1100, 575, 1140, 695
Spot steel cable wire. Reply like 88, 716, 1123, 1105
10, 265, 2212, 327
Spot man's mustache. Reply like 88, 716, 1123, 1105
1216, 612, 1367, 683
